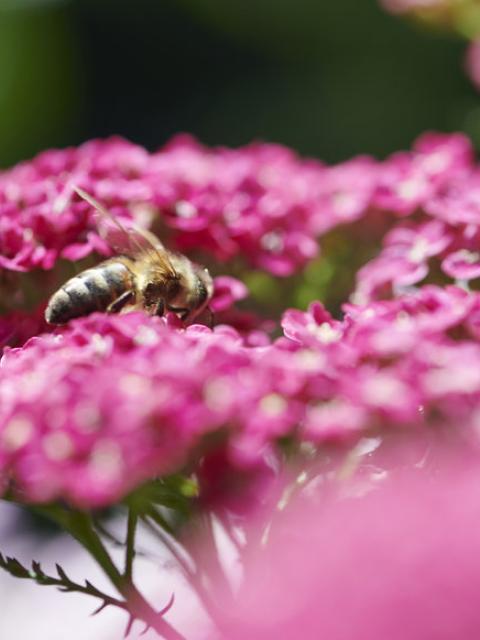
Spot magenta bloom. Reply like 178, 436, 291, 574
1, 286, 480, 507
220, 462, 480, 640
1, 130, 479, 292
354, 220, 452, 300
373, 132, 472, 216
0, 136, 327, 276
2, 133, 480, 509
441, 249, 480, 280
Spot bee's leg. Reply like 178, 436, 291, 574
206, 306, 215, 329
190, 306, 214, 328
107, 290, 135, 313
153, 299, 165, 316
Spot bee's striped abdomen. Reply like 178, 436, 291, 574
45, 260, 134, 325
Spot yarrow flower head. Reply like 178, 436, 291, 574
1, 131, 480, 511
0, 283, 479, 507
0, 135, 366, 277
1, 131, 476, 305
7, 131, 480, 640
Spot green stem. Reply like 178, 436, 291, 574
142, 516, 194, 579
125, 508, 137, 583
147, 506, 176, 536
143, 514, 225, 632
35, 506, 185, 640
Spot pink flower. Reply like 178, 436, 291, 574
304, 401, 368, 442
1, 284, 480, 507
219, 462, 480, 640
281, 301, 341, 347
307, 156, 378, 234
0, 314, 244, 505
197, 446, 278, 515
441, 248, 480, 280
0, 136, 324, 276
354, 220, 452, 301
0, 130, 478, 286
210, 276, 249, 312
373, 132, 472, 216
3, 133, 480, 510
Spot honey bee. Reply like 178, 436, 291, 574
45, 187, 213, 325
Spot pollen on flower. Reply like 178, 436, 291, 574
91, 333, 112, 356
309, 322, 342, 344
52, 191, 71, 215
362, 373, 409, 408
73, 402, 101, 433
259, 393, 288, 417
396, 177, 426, 200
407, 238, 430, 263
43, 431, 74, 462
118, 373, 151, 396
203, 377, 234, 412
1, 416, 33, 451
294, 349, 325, 371
20, 372, 47, 399
175, 201, 198, 218
456, 250, 479, 264
423, 366, 480, 395
89, 440, 123, 482
261, 231, 284, 253
133, 325, 160, 347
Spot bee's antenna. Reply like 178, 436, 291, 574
206, 306, 215, 329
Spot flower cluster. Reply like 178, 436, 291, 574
0, 135, 340, 276
2, 131, 479, 294
2, 132, 480, 508
353, 133, 480, 302
1, 282, 479, 507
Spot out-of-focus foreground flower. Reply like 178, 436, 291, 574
218, 461, 480, 640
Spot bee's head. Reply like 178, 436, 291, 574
165, 265, 213, 322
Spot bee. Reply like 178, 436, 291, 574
45, 187, 213, 325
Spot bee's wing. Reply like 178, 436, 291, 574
74, 187, 177, 276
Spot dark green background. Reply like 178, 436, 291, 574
0, 0, 477, 168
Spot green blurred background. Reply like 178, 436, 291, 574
0, 0, 478, 169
